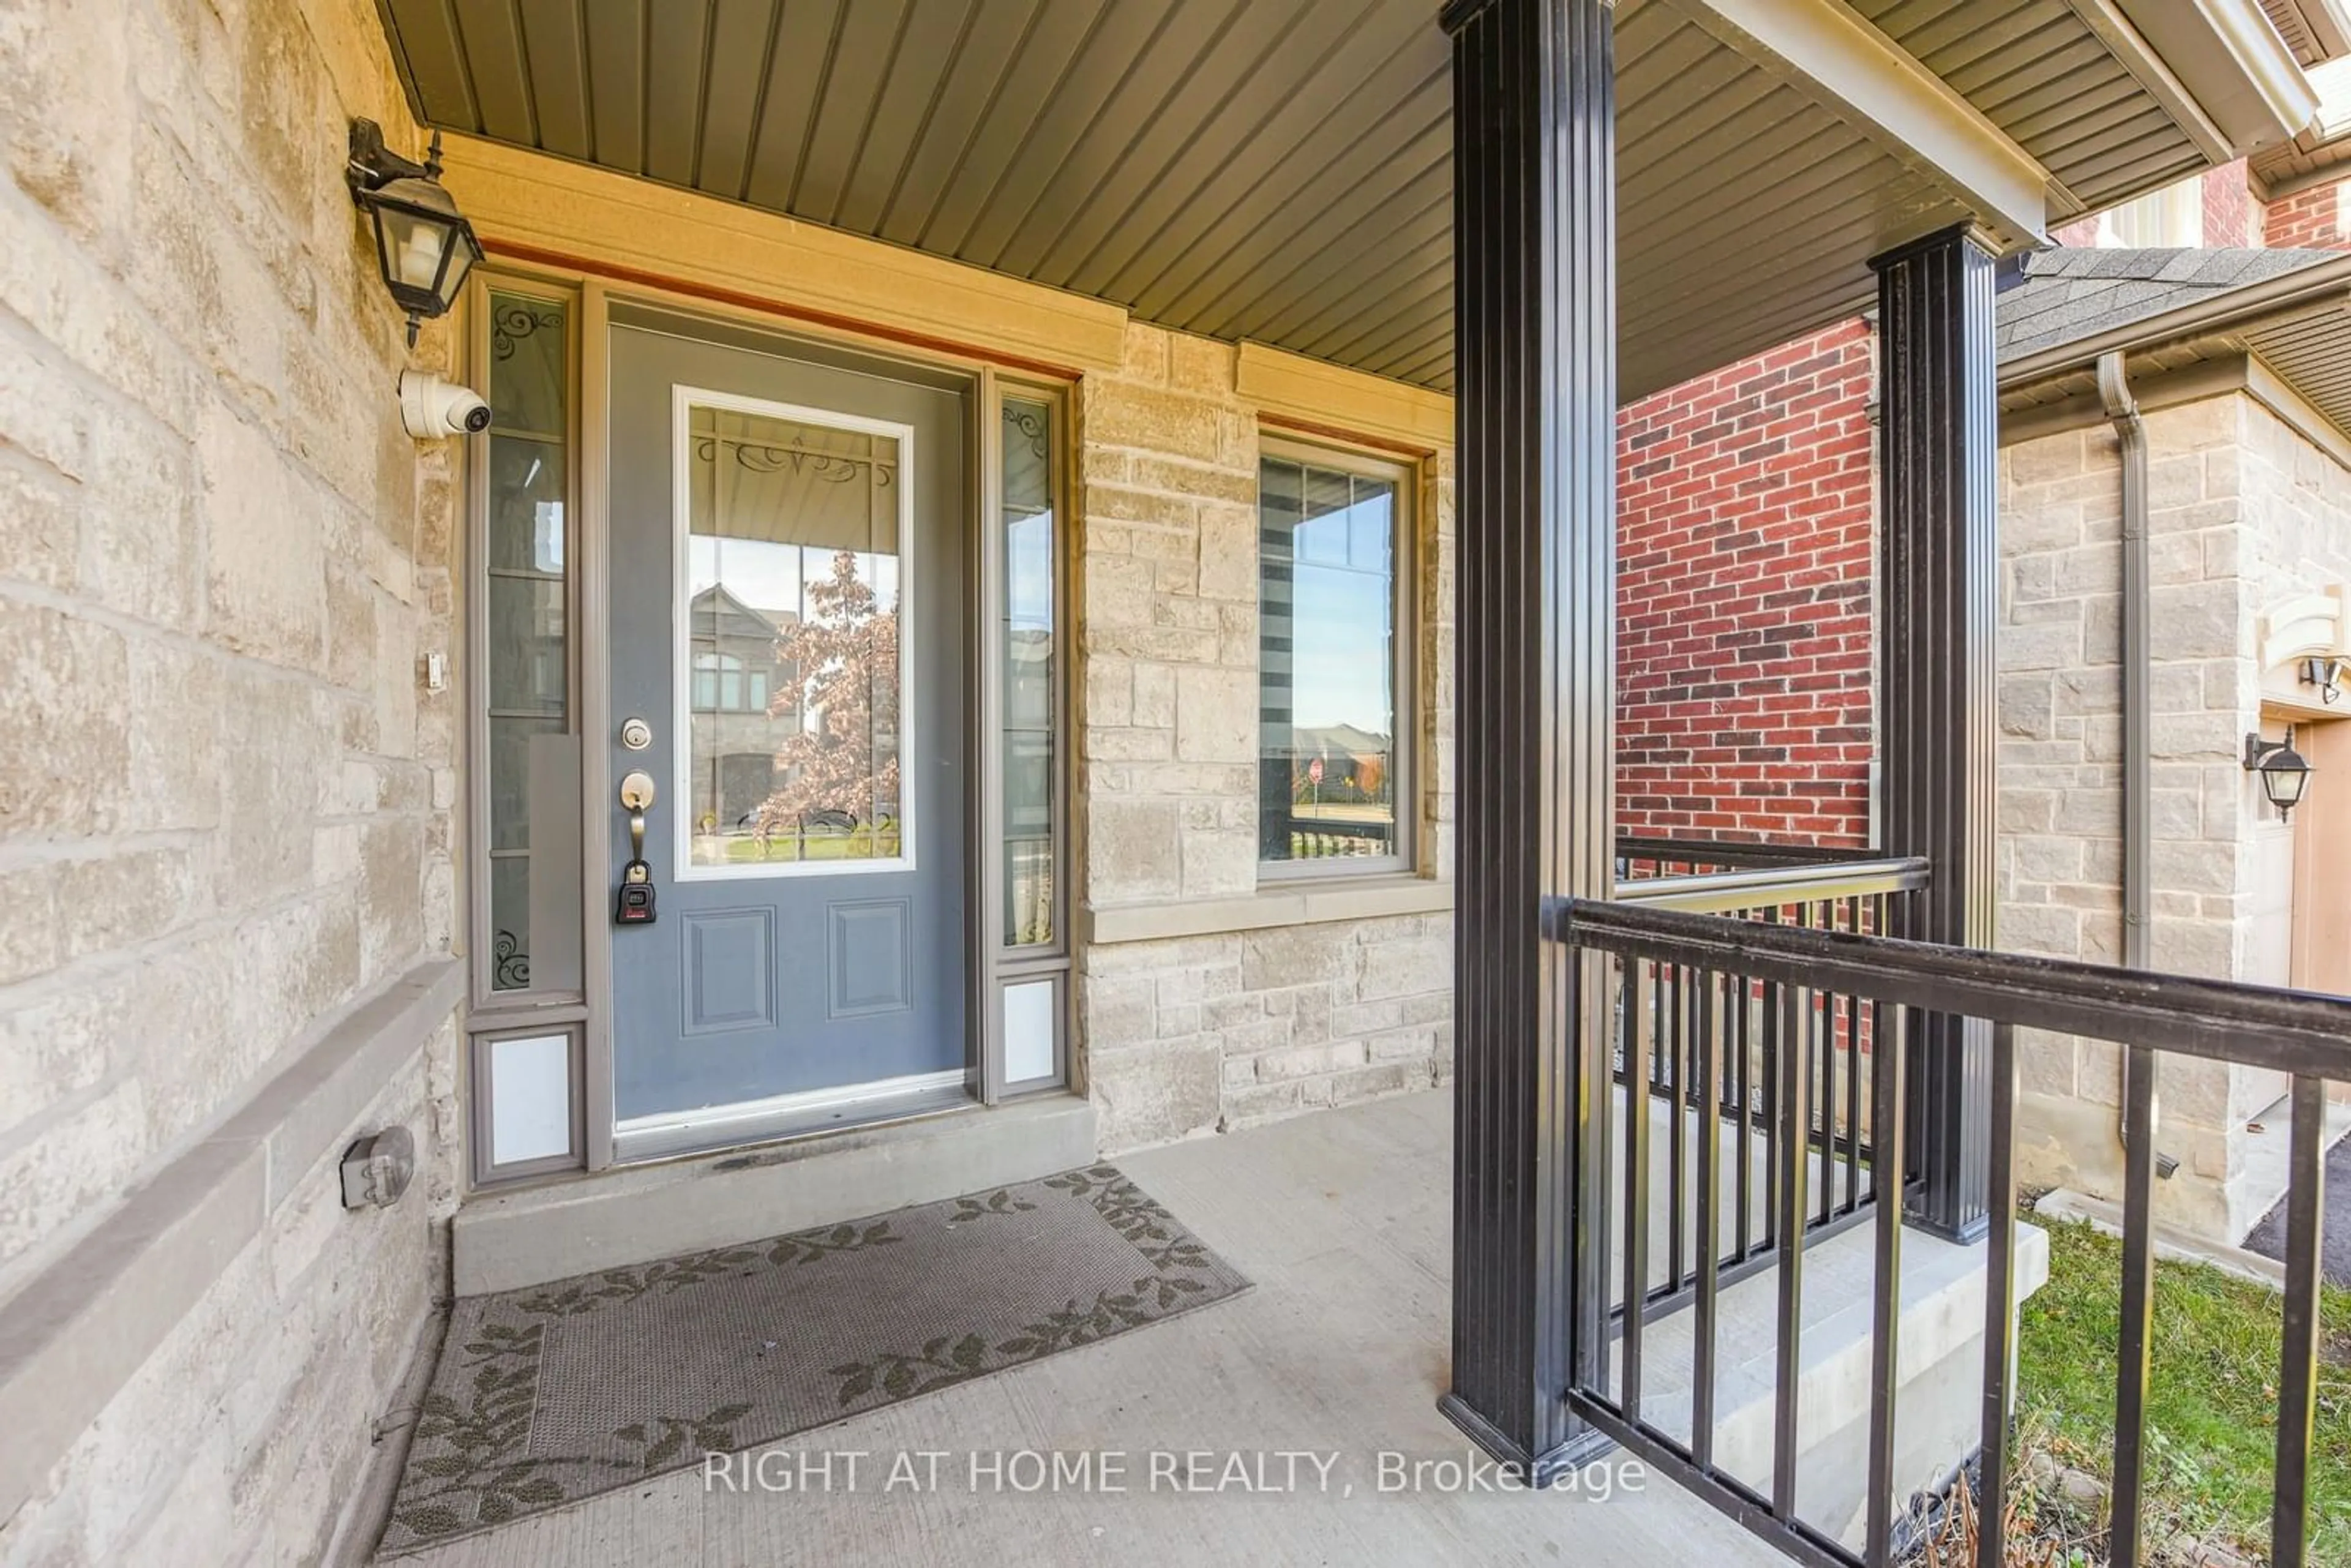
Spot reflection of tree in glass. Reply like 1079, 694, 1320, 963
757, 550, 899, 844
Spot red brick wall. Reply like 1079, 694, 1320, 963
2267, 178, 2346, 248
1607, 160, 2327, 853
1614, 320, 1876, 847
2202, 162, 2256, 247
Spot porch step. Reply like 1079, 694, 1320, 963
451, 1093, 1097, 1296
1622, 1218, 2050, 1549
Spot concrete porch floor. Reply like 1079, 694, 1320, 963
391, 1090, 1788, 1567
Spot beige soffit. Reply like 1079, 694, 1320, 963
2000, 348, 2351, 473
1236, 343, 1455, 454
2113, 0, 2323, 154
2260, 0, 2351, 64
2061, 0, 2238, 163
1665, 0, 2067, 241
2249, 56, 2351, 194
439, 137, 1130, 377
376, 0, 2289, 405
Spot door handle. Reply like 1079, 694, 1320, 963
619, 771, 657, 874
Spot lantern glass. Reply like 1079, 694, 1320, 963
2266, 757, 2311, 811
435, 225, 482, 312
377, 204, 449, 293
359, 171, 480, 331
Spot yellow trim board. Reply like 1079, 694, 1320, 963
440, 136, 1129, 376
1237, 342, 1454, 454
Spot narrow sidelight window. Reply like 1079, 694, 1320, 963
1000, 396, 1059, 946
481, 290, 577, 992
1258, 443, 1411, 874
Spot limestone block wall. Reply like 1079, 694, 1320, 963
1075, 326, 1455, 1152
0, 0, 460, 1560
1997, 394, 2319, 1239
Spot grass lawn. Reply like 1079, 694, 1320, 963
2011, 1217, 2351, 1561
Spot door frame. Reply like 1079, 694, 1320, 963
459, 257, 1075, 1180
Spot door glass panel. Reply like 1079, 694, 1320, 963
1002, 397, 1057, 945
684, 399, 906, 871
482, 291, 571, 991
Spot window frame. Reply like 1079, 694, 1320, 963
1254, 433, 1418, 883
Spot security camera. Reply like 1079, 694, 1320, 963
399, 370, 492, 438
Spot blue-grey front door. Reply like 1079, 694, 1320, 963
606, 319, 968, 1129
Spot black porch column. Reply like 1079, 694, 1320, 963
1439, 0, 1615, 1473
1872, 226, 1998, 1244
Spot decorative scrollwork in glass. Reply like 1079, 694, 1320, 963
493, 929, 531, 990
691, 435, 889, 486
491, 302, 564, 361
1005, 405, 1051, 462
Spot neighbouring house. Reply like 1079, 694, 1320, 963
1995, 244, 2351, 1240
3, 3, 2345, 1567
1614, 146, 2351, 1245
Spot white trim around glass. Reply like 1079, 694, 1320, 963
668, 383, 920, 883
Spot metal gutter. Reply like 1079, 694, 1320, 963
1998, 250, 2351, 388
2099, 352, 2153, 975
2096, 350, 2180, 1180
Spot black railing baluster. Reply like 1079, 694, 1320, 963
1624, 959, 1654, 1419
1977, 1019, 2019, 1568
1736, 977, 1754, 1263
2272, 1073, 2325, 1568
1761, 975, 1780, 1255
1771, 980, 1809, 1520
2113, 1045, 2159, 1566
1817, 986, 1835, 1229
1553, 896, 2351, 1568
1693, 966, 1723, 1474
1581, 956, 1621, 1405
1864, 1000, 1909, 1563
1845, 923, 1864, 1212
1668, 961, 1687, 1298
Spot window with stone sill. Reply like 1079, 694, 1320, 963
1257, 438, 1414, 879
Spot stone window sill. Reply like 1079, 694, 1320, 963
1079, 875, 1453, 947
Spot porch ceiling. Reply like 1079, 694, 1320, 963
376, 0, 2309, 402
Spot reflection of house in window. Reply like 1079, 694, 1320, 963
692, 651, 767, 712
1286, 722, 1393, 805
686, 584, 799, 833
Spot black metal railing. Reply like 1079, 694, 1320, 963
1607, 845, 1929, 1324
1555, 898, 2350, 1568
1616, 834, 1883, 881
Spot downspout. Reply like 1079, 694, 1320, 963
2096, 351, 2178, 1180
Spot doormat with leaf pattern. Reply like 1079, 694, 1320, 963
374, 1166, 1248, 1556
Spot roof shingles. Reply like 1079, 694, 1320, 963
1996, 247, 2338, 362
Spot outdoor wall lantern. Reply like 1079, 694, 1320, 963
346, 119, 481, 347
2244, 730, 2314, 820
